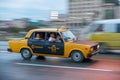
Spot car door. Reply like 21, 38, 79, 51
45, 32, 64, 55
28, 32, 47, 53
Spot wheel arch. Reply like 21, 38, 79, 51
20, 47, 33, 54
69, 50, 84, 58
69, 50, 85, 62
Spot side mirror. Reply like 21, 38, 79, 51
64, 38, 68, 42
25, 37, 29, 39
64, 37, 71, 42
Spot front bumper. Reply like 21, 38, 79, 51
7, 48, 12, 52
88, 50, 99, 57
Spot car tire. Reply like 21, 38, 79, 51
36, 56, 45, 60
71, 51, 84, 62
21, 49, 32, 60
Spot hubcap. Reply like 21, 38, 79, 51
22, 50, 30, 57
73, 52, 81, 61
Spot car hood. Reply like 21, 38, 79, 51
72, 40, 97, 46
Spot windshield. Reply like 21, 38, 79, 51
83, 23, 104, 34
61, 30, 76, 41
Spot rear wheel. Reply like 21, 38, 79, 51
21, 49, 32, 60
36, 56, 45, 60
71, 51, 84, 62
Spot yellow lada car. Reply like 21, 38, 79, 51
8, 26, 99, 62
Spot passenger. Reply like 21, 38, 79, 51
48, 33, 56, 42
35, 33, 42, 40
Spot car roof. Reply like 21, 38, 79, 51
93, 19, 120, 24
31, 28, 59, 32
30, 26, 68, 32
25, 26, 69, 38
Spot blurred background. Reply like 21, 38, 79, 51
0, 1, 120, 80
0, 0, 120, 40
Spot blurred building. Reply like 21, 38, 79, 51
104, 0, 119, 6
11, 19, 27, 28
0, 19, 27, 28
68, 0, 103, 27
67, 0, 120, 27
0, 18, 48, 28
50, 12, 68, 27
0, 21, 12, 28
116, 6, 120, 18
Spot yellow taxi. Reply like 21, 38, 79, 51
8, 26, 99, 62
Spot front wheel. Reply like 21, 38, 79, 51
71, 51, 84, 62
21, 49, 32, 60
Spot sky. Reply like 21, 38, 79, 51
0, 0, 68, 21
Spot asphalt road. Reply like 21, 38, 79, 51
0, 51, 120, 80
0, 41, 120, 80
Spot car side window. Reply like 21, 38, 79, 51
29, 32, 46, 41
34, 32, 45, 41
47, 32, 63, 43
94, 24, 104, 32
56, 33, 63, 42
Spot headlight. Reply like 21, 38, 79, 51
97, 45, 99, 49
90, 47, 94, 52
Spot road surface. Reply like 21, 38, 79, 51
0, 52, 120, 80
0, 41, 120, 80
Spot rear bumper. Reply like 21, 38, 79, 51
88, 50, 99, 57
7, 48, 12, 52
